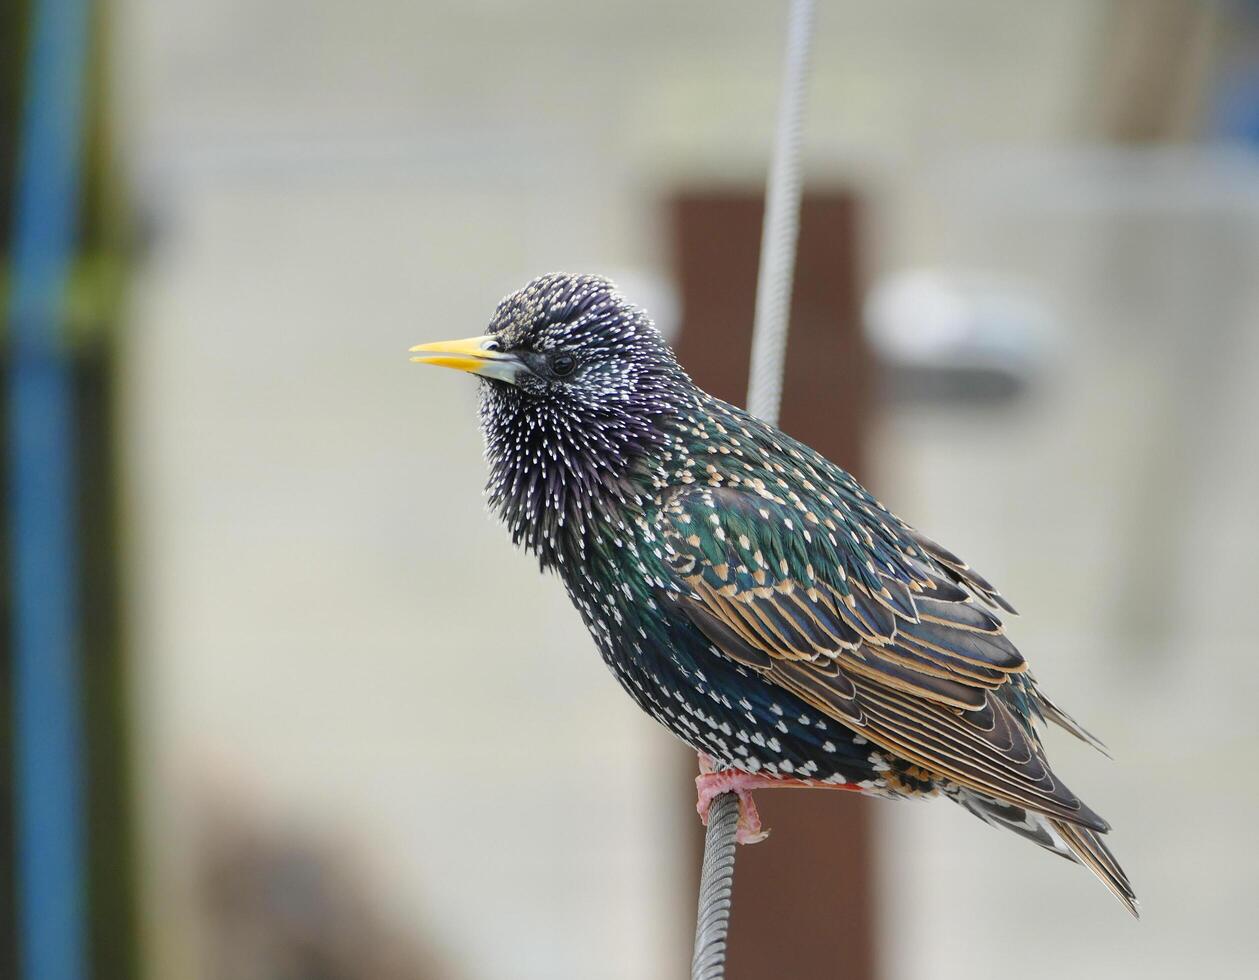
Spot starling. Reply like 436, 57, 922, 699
410, 273, 1137, 916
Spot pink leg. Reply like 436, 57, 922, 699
695, 767, 771, 844
694, 753, 862, 844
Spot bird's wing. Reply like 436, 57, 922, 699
657, 485, 1106, 830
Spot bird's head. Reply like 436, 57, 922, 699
410, 272, 681, 407
411, 273, 693, 553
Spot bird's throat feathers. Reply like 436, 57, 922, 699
478, 376, 688, 570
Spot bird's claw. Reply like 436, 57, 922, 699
696, 771, 770, 844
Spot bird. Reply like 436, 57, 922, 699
410, 272, 1138, 916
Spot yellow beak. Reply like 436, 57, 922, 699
409, 334, 523, 384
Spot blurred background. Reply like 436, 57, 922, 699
3, 1, 1259, 977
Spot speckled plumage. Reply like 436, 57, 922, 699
424, 272, 1136, 915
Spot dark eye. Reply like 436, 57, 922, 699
483, 337, 502, 352
549, 352, 577, 377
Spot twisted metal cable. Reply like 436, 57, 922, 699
692, 3, 816, 978
690, 791, 741, 980
746, 0, 816, 427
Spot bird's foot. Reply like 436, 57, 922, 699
695, 752, 865, 843
695, 768, 771, 844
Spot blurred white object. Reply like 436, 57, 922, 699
864, 269, 1055, 401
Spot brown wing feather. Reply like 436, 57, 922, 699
663, 489, 1104, 832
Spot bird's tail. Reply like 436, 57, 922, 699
948, 787, 1139, 918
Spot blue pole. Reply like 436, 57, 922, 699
7, 1, 93, 979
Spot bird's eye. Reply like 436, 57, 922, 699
483, 338, 502, 352
549, 352, 578, 378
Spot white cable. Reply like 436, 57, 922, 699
690, 792, 741, 980
746, 0, 815, 428
691, 3, 816, 977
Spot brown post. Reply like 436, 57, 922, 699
671, 191, 876, 980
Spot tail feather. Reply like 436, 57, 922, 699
949, 788, 1138, 917
1051, 819, 1139, 918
